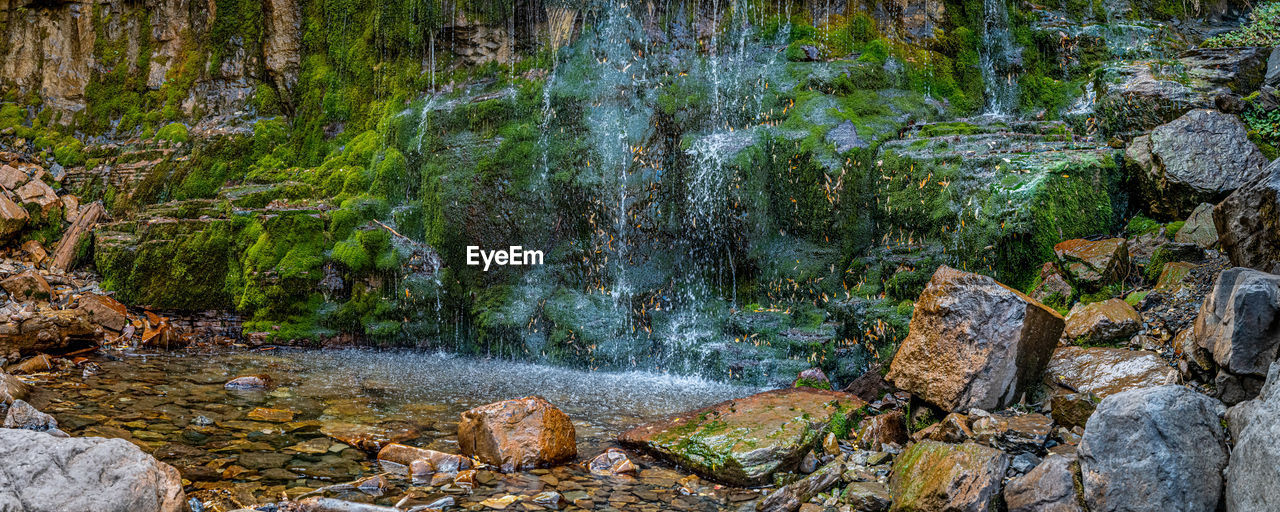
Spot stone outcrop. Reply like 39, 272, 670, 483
1061, 299, 1142, 345
888, 441, 1009, 511
1044, 346, 1178, 398
887, 266, 1064, 412
0, 428, 186, 512
458, 396, 577, 472
1224, 361, 1280, 512
1054, 238, 1129, 288
0, 308, 96, 357
619, 387, 863, 486
1078, 385, 1227, 512
1215, 160, 1280, 274
1004, 452, 1084, 512
1126, 109, 1268, 218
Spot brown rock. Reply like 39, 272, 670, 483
4, 399, 59, 432
246, 407, 294, 422
914, 412, 972, 443
1054, 238, 1129, 288
20, 240, 46, 264
376, 443, 475, 472
854, 411, 907, 451
50, 201, 103, 272
224, 374, 272, 390
1032, 263, 1075, 304
14, 179, 58, 212
887, 265, 1065, 412
1050, 392, 1099, 430
0, 164, 27, 190
1061, 299, 1143, 345
0, 308, 96, 355
7, 353, 54, 375
970, 412, 1053, 454
77, 293, 131, 332
588, 448, 637, 476
0, 192, 29, 240
61, 195, 79, 223
0, 371, 31, 405
1044, 346, 1178, 398
758, 456, 847, 512
792, 367, 832, 390
1155, 262, 1197, 292
321, 421, 419, 453
458, 396, 576, 472
1, 271, 53, 303
843, 481, 891, 511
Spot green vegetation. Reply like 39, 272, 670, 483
1204, 2, 1280, 47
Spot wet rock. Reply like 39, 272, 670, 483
247, 407, 295, 422
888, 441, 1009, 511
0, 428, 185, 512
0, 307, 96, 355
1032, 263, 1074, 303
77, 293, 131, 332
296, 497, 402, 512
1061, 299, 1142, 345
458, 396, 576, 472
1155, 261, 1197, 292
0, 371, 30, 405
4, 398, 59, 433
853, 411, 907, 451
224, 374, 273, 390
8, 353, 54, 374
913, 412, 972, 443
887, 265, 1064, 412
321, 421, 419, 453
841, 481, 891, 511
758, 455, 847, 512
0, 192, 28, 240
1004, 452, 1084, 512
587, 448, 638, 476
1078, 385, 1227, 512
1192, 267, 1280, 379
1044, 346, 1178, 398
0, 270, 52, 303
1175, 203, 1219, 248
792, 367, 832, 390
619, 387, 864, 486
1054, 238, 1129, 288
1050, 392, 1099, 430
1215, 160, 1280, 273
1127, 109, 1268, 218
531, 491, 566, 509
970, 412, 1052, 454
376, 443, 474, 472
1224, 361, 1280, 512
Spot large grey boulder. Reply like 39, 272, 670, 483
1225, 361, 1280, 512
887, 266, 1064, 412
1127, 109, 1268, 218
1078, 385, 1227, 512
1194, 267, 1280, 376
1004, 452, 1084, 512
1216, 159, 1280, 274
0, 428, 186, 512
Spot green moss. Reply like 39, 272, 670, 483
155, 122, 189, 144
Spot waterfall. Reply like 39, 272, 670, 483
980, 0, 1019, 117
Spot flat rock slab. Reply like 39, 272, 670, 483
1062, 299, 1142, 345
1044, 346, 1178, 398
618, 387, 864, 486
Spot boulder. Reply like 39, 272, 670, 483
1031, 263, 1074, 304
619, 387, 864, 486
0, 270, 53, 303
0, 193, 28, 240
1127, 109, 1268, 218
887, 266, 1064, 412
1174, 203, 1219, 248
854, 411, 908, 451
458, 396, 576, 472
1044, 346, 1178, 398
758, 455, 847, 512
1054, 238, 1129, 288
888, 441, 1009, 511
0, 308, 97, 356
0, 428, 185, 512
4, 399, 59, 432
15, 178, 58, 212
1192, 267, 1280, 378
1004, 452, 1084, 512
1078, 385, 1227, 512
1061, 299, 1142, 345
1215, 160, 1280, 273
913, 412, 972, 444
1224, 361, 1280, 512
77, 293, 131, 332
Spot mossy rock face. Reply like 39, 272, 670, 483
888, 440, 1010, 511
618, 388, 864, 486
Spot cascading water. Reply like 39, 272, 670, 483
980, 0, 1020, 116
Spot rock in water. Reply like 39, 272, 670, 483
457, 396, 576, 472
1193, 267, 1280, 386
888, 441, 1009, 511
1215, 160, 1280, 274
619, 388, 864, 486
1224, 361, 1280, 512
758, 455, 847, 512
1061, 299, 1142, 345
1053, 238, 1129, 289
224, 374, 272, 390
1078, 385, 1227, 512
0, 428, 185, 512
1004, 452, 1084, 512
1127, 109, 1268, 217
887, 265, 1064, 412
4, 399, 59, 432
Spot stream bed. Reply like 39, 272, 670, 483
29, 348, 767, 510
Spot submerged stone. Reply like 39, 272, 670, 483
619, 387, 864, 486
